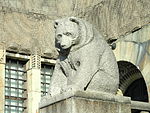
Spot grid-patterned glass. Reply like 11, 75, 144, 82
5, 58, 27, 113
41, 64, 54, 96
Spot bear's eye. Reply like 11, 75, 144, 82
57, 34, 62, 38
65, 32, 72, 36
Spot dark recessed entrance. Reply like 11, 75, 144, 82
124, 78, 148, 102
117, 61, 149, 113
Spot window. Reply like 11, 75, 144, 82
41, 64, 54, 96
5, 58, 27, 113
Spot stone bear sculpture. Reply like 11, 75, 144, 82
48, 17, 119, 96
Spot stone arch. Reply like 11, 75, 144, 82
117, 60, 149, 103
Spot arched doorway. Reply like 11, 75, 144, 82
117, 61, 149, 113
124, 78, 148, 102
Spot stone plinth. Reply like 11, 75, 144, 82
39, 91, 131, 113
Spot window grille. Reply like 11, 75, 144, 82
5, 58, 27, 113
41, 64, 54, 96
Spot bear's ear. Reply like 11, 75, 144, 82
54, 20, 59, 29
69, 17, 79, 25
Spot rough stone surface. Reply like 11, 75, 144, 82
55, 0, 150, 40
0, 10, 57, 58
39, 91, 131, 113
131, 101, 150, 111
0, 0, 150, 58
46, 17, 119, 97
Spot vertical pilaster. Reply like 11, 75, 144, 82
26, 49, 41, 113
0, 48, 6, 113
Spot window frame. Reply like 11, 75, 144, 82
5, 57, 28, 113
41, 63, 54, 96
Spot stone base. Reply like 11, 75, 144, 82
39, 91, 131, 113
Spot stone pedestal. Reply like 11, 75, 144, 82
39, 91, 131, 113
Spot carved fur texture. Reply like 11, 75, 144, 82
48, 17, 119, 96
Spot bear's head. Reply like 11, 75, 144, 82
54, 17, 95, 53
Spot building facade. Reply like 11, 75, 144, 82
0, 0, 150, 113
0, 50, 55, 113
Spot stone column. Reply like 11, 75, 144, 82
26, 50, 41, 113
0, 48, 6, 113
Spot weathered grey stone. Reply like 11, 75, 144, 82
46, 17, 119, 97
0, 11, 57, 58
56, 0, 150, 39
0, 0, 150, 58
39, 91, 131, 113
131, 101, 150, 111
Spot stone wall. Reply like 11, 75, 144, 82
0, 0, 150, 58
114, 24, 150, 100
0, 0, 58, 58
0, 0, 56, 15
55, 0, 150, 40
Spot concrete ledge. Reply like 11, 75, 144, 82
39, 90, 131, 113
39, 91, 131, 108
131, 101, 150, 111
